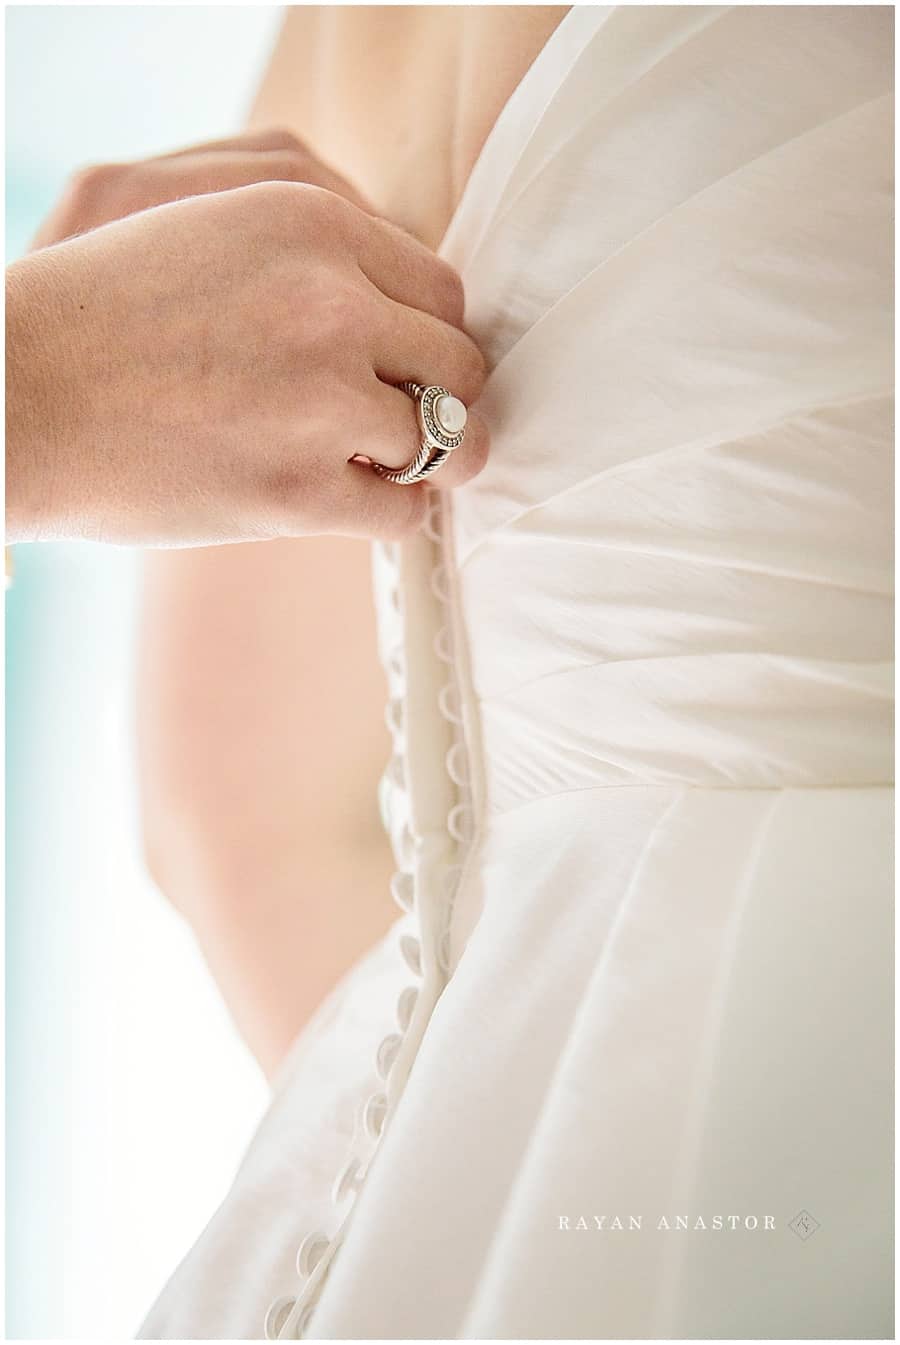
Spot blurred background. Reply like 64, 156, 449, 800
6, 7, 283, 1337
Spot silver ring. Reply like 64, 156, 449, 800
371, 382, 468, 485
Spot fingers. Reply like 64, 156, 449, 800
348, 379, 423, 469
276, 405, 488, 543
149, 150, 367, 206
149, 129, 376, 213
139, 147, 372, 215
330, 461, 429, 541
367, 291, 487, 407
421, 409, 490, 490
157, 136, 465, 327
351, 213, 466, 328
330, 403, 488, 542
346, 379, 489, 491
152, 127, 307, 160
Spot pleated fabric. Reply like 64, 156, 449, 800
138, 8, 894, 1339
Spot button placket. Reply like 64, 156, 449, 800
295, 1232, 329, 1279
265, 1295, 297, 1340
265, 492, 475, 1339
332, 1155, 364, 1208
361, 1092, 388, 1140
389, 870, 415, 914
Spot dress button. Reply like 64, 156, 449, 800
332, 1155, 364, 1206
399, 933, 423, 977
433, 624, 452, 663
377, 773, 393, 832
385, 646, 404, 683
291, 1302, 315, 1338
362, 1091, 388, 1140
375, 1032, 402, 1080
396, 985, 418, 1031
384, 697, 404, 737
396, 821, 416, 869
390, 871, 414, 914
445, 741, 470, 786
264, 1294, 296, 1340
447, 803, 474, 844
438, 682, 462, 724
295, 1230, 329, 1278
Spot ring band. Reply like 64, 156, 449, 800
371, 382, 468, 485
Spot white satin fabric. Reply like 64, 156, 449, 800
138, 7, 893, 1339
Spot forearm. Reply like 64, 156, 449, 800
6, 251, 86, 541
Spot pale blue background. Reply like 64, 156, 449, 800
7, 8, 283, 1337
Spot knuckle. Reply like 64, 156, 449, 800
239, 180, 340, 239
258, 126, 305, 154
415, 253, 466, 328
240, 178, 313, 222
437, 264, 466, 325
452, 338, 487, 402
302, 181, 353, 225
270, 180, 356, 244
268, 150, 307, 184
67, 161, 118, 203
247, 177, 302, 211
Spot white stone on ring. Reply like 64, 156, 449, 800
433, 394, 467, 436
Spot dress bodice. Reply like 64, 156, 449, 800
440, 4, 891, 801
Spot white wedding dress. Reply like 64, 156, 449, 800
138, 7, 893, 1339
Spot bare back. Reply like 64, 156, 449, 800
252, 6, 568, 248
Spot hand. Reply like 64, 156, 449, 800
8, 174, 488, 546
29, 128, 377, 248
